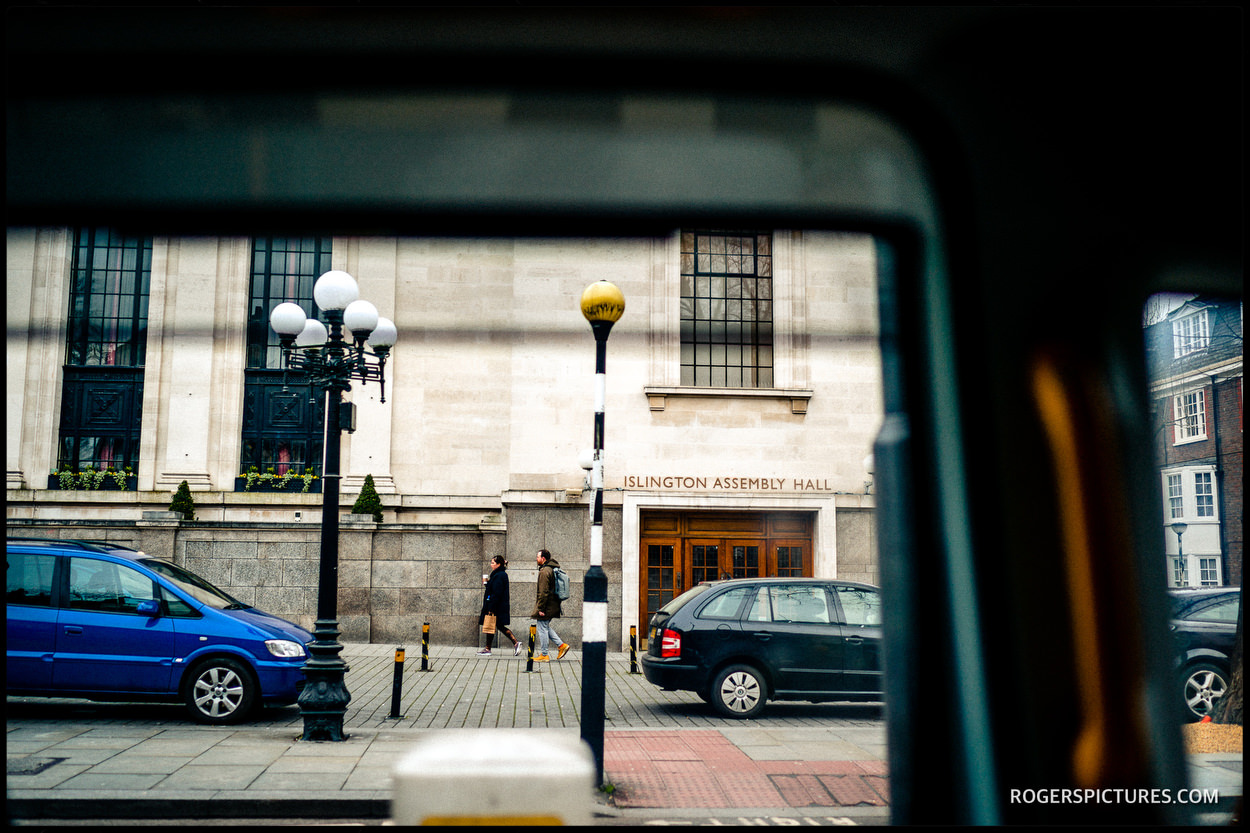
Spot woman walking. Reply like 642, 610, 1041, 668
478, 555, 521, 656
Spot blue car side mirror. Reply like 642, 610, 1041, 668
137, 599, 161, 617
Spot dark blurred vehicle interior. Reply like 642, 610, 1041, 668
6, 5, 1241, 825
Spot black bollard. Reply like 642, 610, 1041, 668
526, 624, 536, 672
629, 625, 639, 674
421, 622, 430, 671
388, 647, 405, 718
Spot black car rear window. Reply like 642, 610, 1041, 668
659, 583, 711, 614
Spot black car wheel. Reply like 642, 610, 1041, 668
1181, 662, 1228, 721
183, 657, 258, 724
711, 664, 768, 719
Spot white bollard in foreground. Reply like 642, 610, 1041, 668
391, 729, 596, 826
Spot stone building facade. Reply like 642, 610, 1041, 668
6, 228, 883, 647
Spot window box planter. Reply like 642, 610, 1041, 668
234, 475, 322, 494
47, 473, 137, 491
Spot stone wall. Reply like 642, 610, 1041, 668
5, 503, 624, 649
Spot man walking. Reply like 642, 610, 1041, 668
531, 549, 570, 661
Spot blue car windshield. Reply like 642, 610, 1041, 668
141, 558, 251, 611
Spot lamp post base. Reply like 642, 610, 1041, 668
298, 619, 352, 742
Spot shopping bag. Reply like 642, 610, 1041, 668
482, 613, 497, 634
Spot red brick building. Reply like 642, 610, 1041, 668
1144, 295, 1242, 587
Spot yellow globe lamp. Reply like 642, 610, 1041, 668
580, 280, 625, 338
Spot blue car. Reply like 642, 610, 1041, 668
6, 537, 312, 724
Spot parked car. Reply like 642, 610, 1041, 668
1168, 587, 1241, 721
641, 577, 883, 718
6, 537, 312, 724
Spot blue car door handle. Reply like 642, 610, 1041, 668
63, 626, 84, 635
845, 636, 863, 645
752, 632, 772, 641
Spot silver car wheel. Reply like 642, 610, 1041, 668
183, 657, 257, 724
1183, 664, 1228, 719
712, 665, 766, 718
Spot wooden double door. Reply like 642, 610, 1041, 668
639, 510, 813, 639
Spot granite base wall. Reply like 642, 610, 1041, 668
6, 504, 623, 649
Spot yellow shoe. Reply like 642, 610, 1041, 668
533, 654, 550, 662
557, 643, 570, 660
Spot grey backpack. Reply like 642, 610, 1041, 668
552, 566, 571, 601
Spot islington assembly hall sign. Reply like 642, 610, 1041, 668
622, 475, 835, 492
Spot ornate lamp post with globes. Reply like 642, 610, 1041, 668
579, 279, 625, 785
269, 270, 397, 742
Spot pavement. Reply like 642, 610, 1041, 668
5, 642, 1241, 826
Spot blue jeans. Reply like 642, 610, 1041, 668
535, 619, 563, 656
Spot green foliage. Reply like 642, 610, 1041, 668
352, 474, 384, 523
169, 480, 196, 520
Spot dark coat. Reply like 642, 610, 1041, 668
530, 558, 562, 620
478, 566, 511, 628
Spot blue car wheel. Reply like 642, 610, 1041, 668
183, 657, 258, 724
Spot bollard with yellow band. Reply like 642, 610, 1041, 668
525, 624, 536, 673
421, 622, 430, 671
388, 646, 406, 719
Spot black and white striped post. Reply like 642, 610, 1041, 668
579, 279, 625, 787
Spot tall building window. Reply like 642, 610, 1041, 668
1167, 474, 1184, 519
240, 237, 332, 479
1173, 389, 1207, 443
1194, 471, 1214, 517
680, 231, 773, 387
1172, 309, 1210, 358
57, 228, 151, 473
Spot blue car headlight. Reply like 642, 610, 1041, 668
265, 639, 306, 658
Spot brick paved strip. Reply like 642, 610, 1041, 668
604, 730, 888, 811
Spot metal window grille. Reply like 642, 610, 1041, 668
240, 237, 332, 479
57, 228, 151, 474
680, 231, 773, 387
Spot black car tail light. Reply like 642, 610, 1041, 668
660, 628, 681, 658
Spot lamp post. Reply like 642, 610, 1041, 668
270, 270, 397, 742
1171, 522, 1188, 586
579, 279, 625, 786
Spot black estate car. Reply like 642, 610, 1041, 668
1168, 587, 1240, 721
641, 578, 883, 718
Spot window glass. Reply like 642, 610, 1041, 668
1189, 597, 1239, 623
836, 586, 883, 626
697, 586, 753, 619
159, 584, 199, 617
745, 587, 771, 622
6, 551, 55, 606
769, 584, 830, 624
141, 558, 248, 611
68, 557, 157, 614
680, 230, 774, 388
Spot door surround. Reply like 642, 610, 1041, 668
621, 491, 838, 650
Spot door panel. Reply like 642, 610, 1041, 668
641, 540, 679, 639
773, 540, 809, 577
751, 584, 845, 694
832, 584, 884, 693
54, 558, 175, 693
688, 540, 722, 585
728, 541, 762, 578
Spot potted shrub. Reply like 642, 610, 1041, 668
169, 480, 196, 521
351, 474, 384, 523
